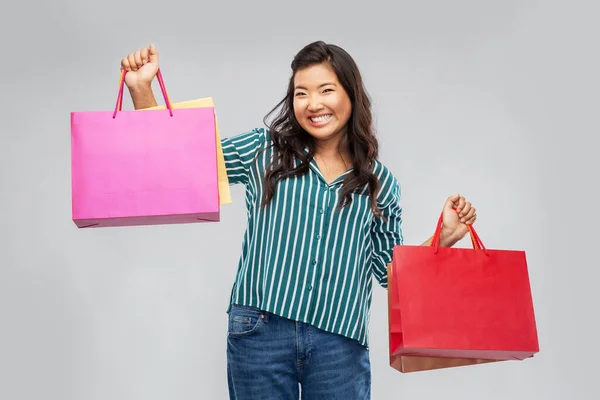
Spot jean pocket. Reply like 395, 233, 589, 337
227, 305, 265, 337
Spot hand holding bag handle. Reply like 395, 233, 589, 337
113, 68, 173, 118
431, 208, 489, 256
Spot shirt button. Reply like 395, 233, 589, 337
316, 234, 321, 240
311, 260, 317, 265
307, 285, 313, 291
318, 209, 324, 214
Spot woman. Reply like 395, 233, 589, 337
119, 41, 477, 399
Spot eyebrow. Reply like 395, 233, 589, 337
294, 82, 337, 90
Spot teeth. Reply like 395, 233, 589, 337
310, 114, 332, 123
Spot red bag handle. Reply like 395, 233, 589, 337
431, 207, 489, 256
112, 68, 173, 118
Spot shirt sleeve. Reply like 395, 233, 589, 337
221, 128, 267, 186
370, 173, 404, 289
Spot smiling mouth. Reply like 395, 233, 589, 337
309, 114, 332, 125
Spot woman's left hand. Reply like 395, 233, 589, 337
440, 194, 477, 247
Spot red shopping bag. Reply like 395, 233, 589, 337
388, 211, 539, 373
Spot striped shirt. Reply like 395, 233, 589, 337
221, 127, 404, 347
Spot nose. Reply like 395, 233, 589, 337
307, 94, 323, 112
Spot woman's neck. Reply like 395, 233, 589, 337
314, 135, 351, 166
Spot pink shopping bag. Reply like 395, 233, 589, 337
70, 69, 219, 228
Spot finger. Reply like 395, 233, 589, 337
455, 196, 466, 213
461, 206, 475, 223
134, 50, 143, 68
445, 193, 460, 210
148, 43, 159, 63
459, 202, 472, 219
121, 57, 131, 71
127, 53, 138, 71
140, 47, 149, 65
466, 210, 477, 225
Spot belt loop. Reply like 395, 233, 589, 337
261, 312, 270, 322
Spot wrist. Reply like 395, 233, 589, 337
128, 81, 152, 93
439, 228, 459, 247
127, 81, 158, 110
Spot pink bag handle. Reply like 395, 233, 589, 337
431, 207, 489, 256
112, 68, 173, 118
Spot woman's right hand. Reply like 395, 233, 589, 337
120, 43, 159, 90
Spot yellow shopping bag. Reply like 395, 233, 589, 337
142, 97, 232, 205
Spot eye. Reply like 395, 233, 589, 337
294, 92, 306, 97
322, 88, 334, 93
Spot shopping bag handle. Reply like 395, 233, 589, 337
112, 68, 173, 118
431, 207, 489, 256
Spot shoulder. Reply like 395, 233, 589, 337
221, 128, 275, 162
372, 160, 401, 206
222, 127, 270, 146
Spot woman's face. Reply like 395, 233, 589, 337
293, 63, 352, 146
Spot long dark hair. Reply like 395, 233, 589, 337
261, 41, 383, 219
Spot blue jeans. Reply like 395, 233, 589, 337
226, 304, 371, 399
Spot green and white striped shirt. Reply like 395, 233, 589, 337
222, 128, 403, 347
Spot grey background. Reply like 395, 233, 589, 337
1, 0, 598, 399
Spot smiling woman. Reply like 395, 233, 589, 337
293, 66, 352, 135
119, 39, 479, 400
262, 42, 381, 218
292, 65, 354, 184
